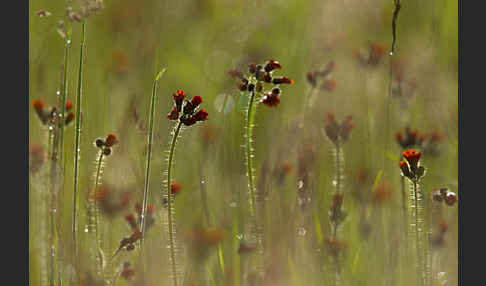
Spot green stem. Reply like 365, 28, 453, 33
94, 150, 104, 275
412, 181, 423, 286
167, 121, 183, 286
58, 38, 70, 179
49, 123, 59, 286
72, 20, 86, 278
336, 143, 341, 195
245, 89, 257, 221
140, 68, 166, 247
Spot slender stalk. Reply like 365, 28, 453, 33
245, 89, 257, 221
57, 39, 70, 286
335, 143, 341, 195
167, 121, 183, 286
140, 68, 166, 246
412, 181, 422, 286
49, 122, 59, 286
72, 20, 86, 276
58, 38, 71, 178
93, 150, 104, 276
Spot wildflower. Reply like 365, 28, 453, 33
193, 109, 209, 121
260, 92, 280, 107
65, 100, 74, 111
432, 190, 443, 202
402, 149, 421, 173
321, 78, 336, 92
355, 42, 386, 67
36, 9, 51, 17
95, 138, 105, 148
395, 127, 423, 149
264, 59, 282, 72
400, 149, 425, 182
173, 89, 185, 112
65, 112, 74, 125
170, 182, 182, 195
272, 76, 294, 85
307, 60, 336, 87
32, 99, 46, 122
105, 133, 119, 147
124, 213, 137, 229
325, 112, 354, 145
444, 192, 458, 206
167, 90, 209, 126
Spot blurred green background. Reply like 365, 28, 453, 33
29, 0, 458, 285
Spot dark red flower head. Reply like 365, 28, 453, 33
260, 92, 280, 107
264, 59, 282, 72
445, 192, 458, 206
65, 100, 74, 111
402, 149, 421, 171
325, 112, 340, 143
191, 96, 202, 107
170, 182, 182, 195
32, 99, 46, 121
272, 76, 294, 85
173, 89, 185, 111
105, 133, 119, 147
65, 113, 74, 125
194, 109, 209, 121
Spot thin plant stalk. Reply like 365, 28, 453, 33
72, 20, 86, 276
166, 121, 183, 286
56, 37, 70, 286
245, 89, 257, 221
140, 68, 167, 247
93, 150, 104, 276
244, 87, 265, 276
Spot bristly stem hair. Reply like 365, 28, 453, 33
166, 121, 183, 286
140, 68, 167, 247
245, 88, 258, 222
72, 19, 86, 276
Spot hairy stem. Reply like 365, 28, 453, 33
140, 68, 166, 246
94, 150, 104, 276
167, 121, 183, 286
72, 20, 86, 275
245, 89, 257, 221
